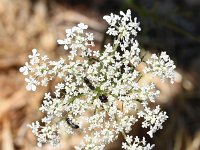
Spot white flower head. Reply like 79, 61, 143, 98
20, 9, 175, 149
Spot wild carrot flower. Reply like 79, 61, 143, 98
20, 9, 175, 149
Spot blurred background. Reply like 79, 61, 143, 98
0, 0, 200, 150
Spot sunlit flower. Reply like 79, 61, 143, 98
20, 10, 175, 149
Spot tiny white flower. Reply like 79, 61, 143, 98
25, 77, 37, 91
103, 13, 114, 24
57, 39, 65, 45
120, 9, 131, 22
93, 51, 100, 57
19, 62, 29, 75
78, 23, 88, 30
44, 92, 51, 100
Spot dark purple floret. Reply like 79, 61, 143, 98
99, 94, 108, 103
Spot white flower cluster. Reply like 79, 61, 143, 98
20, 10, 176, 149
143, 52, 176, 83
122, 136, 154, 150
57, 23, 95, 60
137, 106, 168, 138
